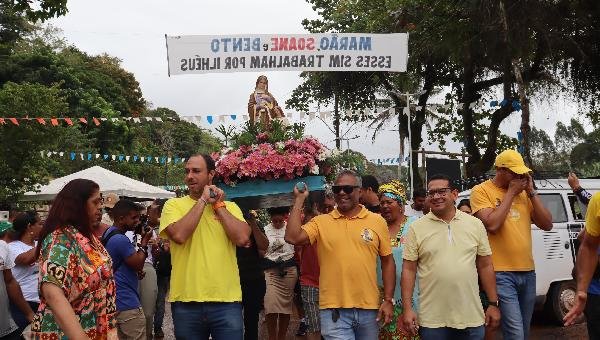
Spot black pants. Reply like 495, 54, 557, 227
9, 301, 38, 334
0, 329, 21, 340
585, 293, 600, 340
240, 276, 266, 340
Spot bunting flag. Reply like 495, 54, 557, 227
0, 116, 176, 127
0, 98, 520, 129
369, 157, 402, 165
40, 150, 186, 165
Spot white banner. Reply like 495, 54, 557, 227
165, 33, 409, 75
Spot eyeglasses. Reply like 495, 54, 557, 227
332, 185, 359, 195
426, 188, 452, 197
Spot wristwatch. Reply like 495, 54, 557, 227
488, 300, 500, 308
528, 190, 538, 198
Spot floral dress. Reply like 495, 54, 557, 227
379, 216, 420, 340
28, 226, 117, 340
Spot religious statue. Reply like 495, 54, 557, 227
248, 75, 285, 126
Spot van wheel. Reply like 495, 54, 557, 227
546, 280, 584, 325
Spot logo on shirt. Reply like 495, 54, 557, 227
509, 207, 521, 220
361, 228, 374, 243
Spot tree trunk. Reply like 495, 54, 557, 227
513, 62, 533, 167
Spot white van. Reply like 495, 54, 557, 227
458, 178, 600, 324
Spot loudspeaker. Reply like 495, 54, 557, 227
426, 158, 462, 189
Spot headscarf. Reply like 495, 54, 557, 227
0, 221, 13, 234
378, 180, 408, 205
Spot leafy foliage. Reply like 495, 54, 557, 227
0, 26, 221, 206
230, 120, 307, 149
291, 0, 600, 180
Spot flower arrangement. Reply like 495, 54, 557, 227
213, 121, 329, 185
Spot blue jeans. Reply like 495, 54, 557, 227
320, 308, 379, 340
171, 302, 243, 340
420, 326, 484, 340
495, 271, 536, 340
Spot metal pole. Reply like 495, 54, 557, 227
398, 107, 402, 179
406, 92, 413, 198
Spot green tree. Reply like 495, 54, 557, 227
293, 0, 600, 181
0, 81, 87, 204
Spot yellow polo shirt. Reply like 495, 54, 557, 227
159, 196, 244, 302
403, 210, 492, 329
586, 192, 600, 237
470, 179, 534, 271
302, 205, 392, 309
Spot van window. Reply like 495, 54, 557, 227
539, 193, 568, 223
567, 194, 585, 220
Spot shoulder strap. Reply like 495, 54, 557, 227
101, 228, 127, 273
101, 228, 124, 247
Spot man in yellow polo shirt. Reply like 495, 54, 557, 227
471, 149, 552, 340
285, 170, 395, 340
401, 174, 500, 339
159, 154, 251, 340
564, 191, 600, 326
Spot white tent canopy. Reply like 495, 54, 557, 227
22, 166, 176, 201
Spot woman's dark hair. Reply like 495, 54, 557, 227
457, 199, 471, 210
12, 211, 40, 240
36, 179, 100, 257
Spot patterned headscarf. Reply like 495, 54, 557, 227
378, 180, 408, 205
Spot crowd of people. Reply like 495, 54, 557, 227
1, 149, 600, 340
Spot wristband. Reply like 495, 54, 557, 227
198, 197, 208, 205
212, 201, 226, 210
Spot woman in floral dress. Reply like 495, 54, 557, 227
27, 179, 117, 339
377, 180, 419, 340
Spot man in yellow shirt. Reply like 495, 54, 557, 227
471, 150, 552, 340
564, 191, 600, 326
285, 170, 395, 340
401, 174, 500, 339
159, 154, 251, 340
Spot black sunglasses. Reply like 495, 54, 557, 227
332, 185, 359, 195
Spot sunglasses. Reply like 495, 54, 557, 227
332, 185, 359, 195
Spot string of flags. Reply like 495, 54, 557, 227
1, 99, 521, 127
0, 116, 173, 126
160, 185, 188, 191
40, 151, 186, 165
369, 156, 410, 165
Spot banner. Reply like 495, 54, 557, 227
165, 33, 409, 75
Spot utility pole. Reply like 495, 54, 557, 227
334, 92, 341, 150
405, 92, 413, 199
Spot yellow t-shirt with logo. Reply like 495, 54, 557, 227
302, 206, 392, 309
159, 196, 244, 302
470, 179, 534, 271
585, 192, 600, 237
403, 210, 492, 328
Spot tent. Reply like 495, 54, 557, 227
22, 166, 176, 201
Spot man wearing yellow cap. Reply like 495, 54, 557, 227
470, 149, 552, 340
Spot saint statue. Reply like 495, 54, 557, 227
248, 75, 285, 126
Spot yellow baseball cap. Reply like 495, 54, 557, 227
494, 149, 531, 174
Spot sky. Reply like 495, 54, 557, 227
48, 0, 583, 164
